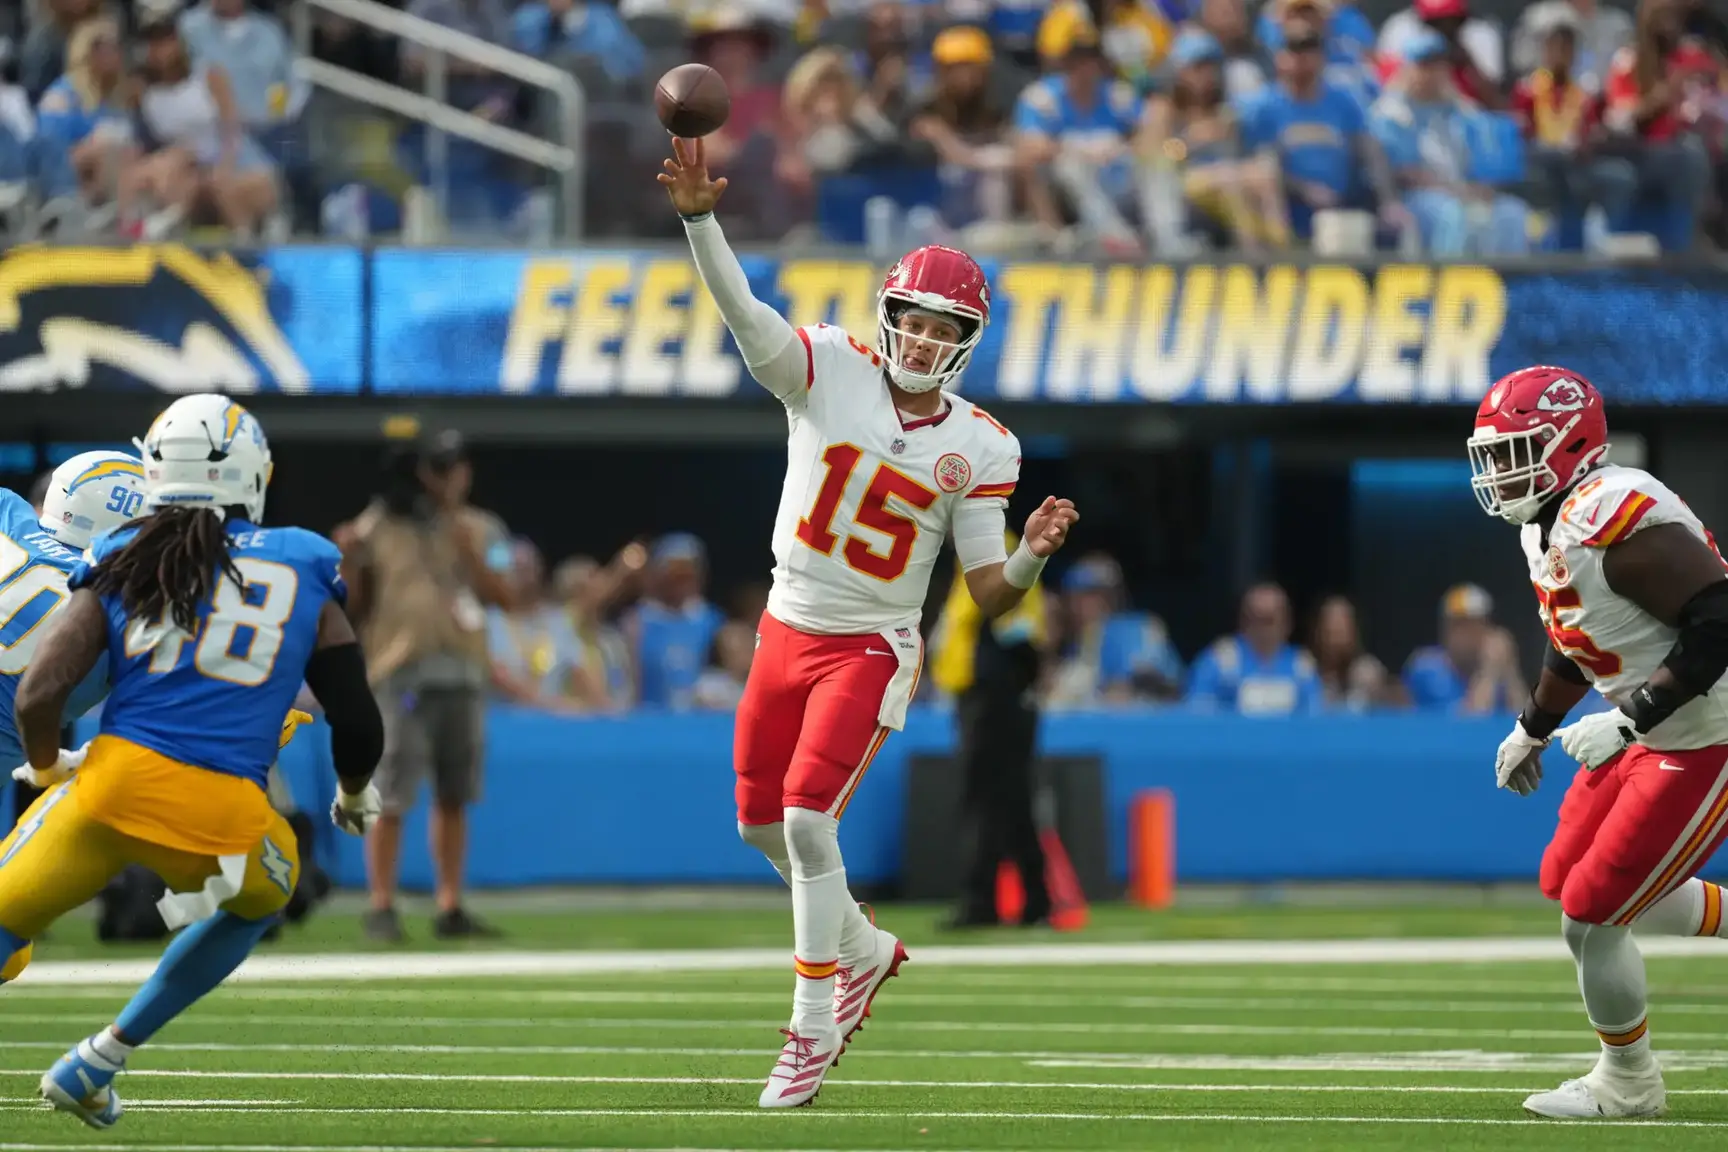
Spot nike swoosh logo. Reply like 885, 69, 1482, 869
864, 648, 893, 656
1660, 761, 1684, 771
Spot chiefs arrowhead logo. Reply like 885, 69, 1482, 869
1536, 379, 1587, 413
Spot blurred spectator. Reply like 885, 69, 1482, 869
402, 0, 513, 110
780, 46, 908, 190
339, 429, 516, 942
127, 17, 280, 239
309, 11, 398, 85
512, 0, 646, 85
1511, 16, 1637, 228
35, 17, 134, 205
552, 548, 644, 709
1046, 553, 1184, 706
488, 538, 610, 712
909, 26, 1015, 232
1014, 26, 1151, 255
22, 0, 98, 103
1377, 0, 1504, 109
1369, 29, 1528, 254
691, 9, 782, 229
1309, 594, 1397, 710
1194, 0, 1270, 100
1038, 0, 1175, 93
1143, 28, 1291, 252
1258, 0, 1379, 71
627, 533, 725, 710
1601, 0, 1712, 249
0, 39, 36, 189
1512, 0, 1634, 91
1403, 583, 1528, 713
692, 619, 757, 710
179, 0, 301, 133
855, 2, 924, 122
1240, 8, 1402, 242
1187, 581, 1321, 715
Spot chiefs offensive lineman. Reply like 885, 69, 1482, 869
1476, 367, 1728, 1120
659, 137, 1078, 1108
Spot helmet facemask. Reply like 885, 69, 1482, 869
877, 297, 982, 394
1468, 421, 1568, 524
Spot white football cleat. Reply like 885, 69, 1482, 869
834, 922, 907, 1049
1523, 1068, 1667, 1120
758, 1022, 843, 1108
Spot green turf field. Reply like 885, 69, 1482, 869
4, 900, 1728, 1151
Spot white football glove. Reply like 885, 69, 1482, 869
330, 782, 382, 837
11, 742, 89, 789
1494, 721, 1548, 796
1557, 708, 1638, 770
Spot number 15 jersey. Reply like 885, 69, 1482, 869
769, 324, 1022, 636
1521, 464, 1728, 751
70, 521, 346, 787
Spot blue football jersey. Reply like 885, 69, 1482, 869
69, 520, 345, 786
0, 490, 110, 767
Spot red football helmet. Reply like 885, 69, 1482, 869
876, 245, 991, 394
1468, 365, 1609, 524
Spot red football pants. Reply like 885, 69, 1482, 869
1541, 742, 1728, 925
733, 612, 921, 826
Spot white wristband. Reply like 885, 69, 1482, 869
1003, 539, 1047, 589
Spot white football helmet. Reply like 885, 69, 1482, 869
136, 394, 272, 523
38, 451, 146, 549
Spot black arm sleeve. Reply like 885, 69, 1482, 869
1625, 579, 1728, 733
302, 642, 384, 787
1545, 643, 1590, 685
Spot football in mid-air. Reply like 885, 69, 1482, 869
655, 63, 730, 138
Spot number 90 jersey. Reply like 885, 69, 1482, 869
69, 521, 346, 787
1521, 464, 1728, 751
768, 324, 1022, 636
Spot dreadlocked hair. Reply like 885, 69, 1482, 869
89, 506, 245, 635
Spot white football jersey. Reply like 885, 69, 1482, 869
1521, 465, 1728, 751
766, 324, 1021, 636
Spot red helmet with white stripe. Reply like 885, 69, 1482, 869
1468, 365, 1609, 524
877, 245, 990, 394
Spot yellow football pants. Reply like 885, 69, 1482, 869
0, 725, 308, 982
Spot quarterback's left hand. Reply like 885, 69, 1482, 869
1023, 497, 1079, 558
330, 782, 383, 837
1556, 708, 1638, 770
12, 742, 89, 789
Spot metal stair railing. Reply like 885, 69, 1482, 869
290, 0, 584, 238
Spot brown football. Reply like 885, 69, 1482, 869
654, 63, 730, 139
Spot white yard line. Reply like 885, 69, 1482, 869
18, 937, 1728, 986
1, 1102, 1726, 1127
13, 986, 1726, 1017
5, 1068, 1727, 1095
10, 1011, 1728, 1043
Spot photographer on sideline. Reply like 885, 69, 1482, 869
336, 429, 516, 942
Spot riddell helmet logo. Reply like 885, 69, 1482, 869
1537, 379, 1586, 412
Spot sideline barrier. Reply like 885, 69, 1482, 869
243, 707, 1570, 891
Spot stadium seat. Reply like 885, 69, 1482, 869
817, 166, 945, 245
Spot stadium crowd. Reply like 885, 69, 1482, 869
479, 522, 1541, 716
1, 0, 1724, 251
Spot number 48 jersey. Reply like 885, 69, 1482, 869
1521, 464, 1728, 751
769, 324, 1022, 636
69, 520, 346, 787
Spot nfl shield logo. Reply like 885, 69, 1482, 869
895, 627, 911, 638
890, 438, 905, 455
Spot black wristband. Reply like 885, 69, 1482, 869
1624, 680, 1686, 735
680, 210, 713, 224
1518, 700, 1568, 741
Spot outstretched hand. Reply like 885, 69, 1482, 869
1023, 497, 1079, 558
657, 136, 728, 217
